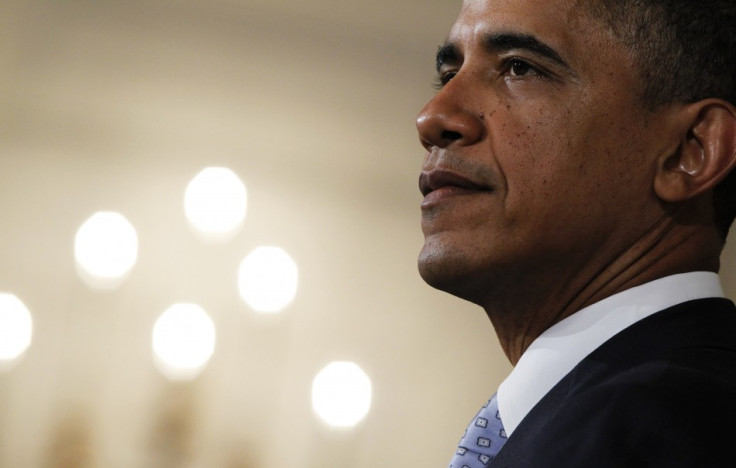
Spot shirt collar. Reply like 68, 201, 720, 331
496, 271, 724, 436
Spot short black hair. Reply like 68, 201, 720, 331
588, 0, 736, 241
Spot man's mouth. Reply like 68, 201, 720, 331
419, 169, 491, 199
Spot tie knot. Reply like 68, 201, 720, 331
449, 393, 508, 468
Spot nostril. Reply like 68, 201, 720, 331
441, 130, 463, 141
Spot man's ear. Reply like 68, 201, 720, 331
654, 99, 736, 202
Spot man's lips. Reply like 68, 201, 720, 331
419, 169, 491, 201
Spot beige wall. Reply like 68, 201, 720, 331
1, 1, 735, 467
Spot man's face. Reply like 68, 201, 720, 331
417, 0, 671, 304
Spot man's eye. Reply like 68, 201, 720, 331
433, 71, 457, 89
504, 59, 543, 78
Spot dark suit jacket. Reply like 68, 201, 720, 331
492, 298, 736, 468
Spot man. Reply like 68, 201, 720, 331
416, 0, 736, 466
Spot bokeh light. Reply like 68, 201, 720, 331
238, 246, 298, 313
152, 303, 216, 381
74, 211, 138, 290
311, 361, 372, 428
0, 293, 33, 371
184, 167, 247, 241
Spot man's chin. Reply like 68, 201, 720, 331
417, 248, 485, 304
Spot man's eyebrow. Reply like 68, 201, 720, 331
435, 32, 573, 74
436, 43, 460, 73
484, 32, 570, 69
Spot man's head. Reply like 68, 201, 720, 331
416, 0, 736, 317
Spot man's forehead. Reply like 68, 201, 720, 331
460, 0, 584, 15
447, 0, 601, 66
453, 0, 581, 37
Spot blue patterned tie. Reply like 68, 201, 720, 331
448, 393, 508, 468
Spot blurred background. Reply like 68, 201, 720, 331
1, 1, 735, 467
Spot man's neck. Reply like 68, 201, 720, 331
483, 222, 722, 365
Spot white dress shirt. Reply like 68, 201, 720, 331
496, 271, 725, 437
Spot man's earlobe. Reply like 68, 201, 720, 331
654, 100, 736, 202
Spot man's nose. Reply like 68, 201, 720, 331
416, 79, 484, 151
